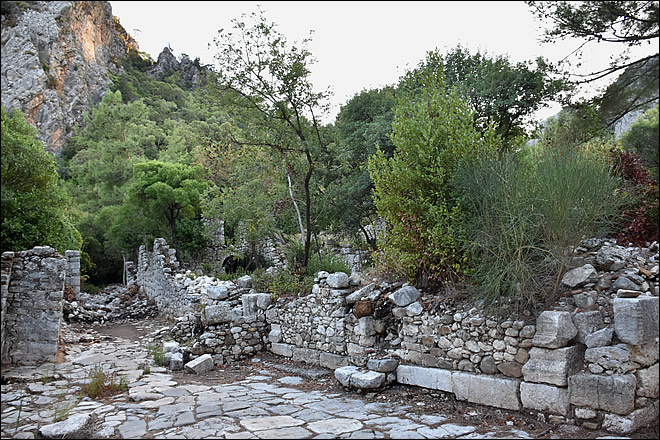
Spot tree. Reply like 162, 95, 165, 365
621, 105, 659, 182
368, 70, 501, 285
210, 8, 331, 269
1, 106, 81, 253
325, 87, 396, 249
527, 1, 659, 126
400, 46, 567, 144
118, 161, 209, 259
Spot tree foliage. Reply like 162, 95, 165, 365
400, 46, 567, 144
211, 8, 331, 269
368, 70, 501, 285
1, 106, 81, 253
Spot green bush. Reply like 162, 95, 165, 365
621, 106, 659, 183
148, 344, 166, 367
305, 252, 351, 277
368, 69, 500, 285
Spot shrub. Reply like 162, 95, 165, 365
83, 366, 128, 400
148, 344, 166, 367
368, 68, 500, 286
610, 149, 659, 245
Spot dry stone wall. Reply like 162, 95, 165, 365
1, 246, 66, 365
136, 237, 659, 434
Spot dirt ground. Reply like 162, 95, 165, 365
80, 317, 660, 440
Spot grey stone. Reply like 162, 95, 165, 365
207, 285, 230, 300
170, 352, 184, 371
308, 418, 363, 435
596, 246, 630, 270
612, 276, 641, 291
572, 292, 595, 309
613, 297, 659, 345
185, 354, 214, 374
268, 326, 282, 343
351, 370, 386, 389
561, 264, 598, 288
346, 283, 376, 304
479, 355, 498, 375
636, 363, 659, 398
572, 311, 605, 344
388, 286, 421, 307
240, 415, 305, 431
367, 358, 399, 373
326, 272, 349, 288
237, 275, 253, 288
319, 352, 349, 369
532, 311, 577, 349
335, 366, 360, 387
396, 365, 452, 392
256, 293, 271, 309
585, 344, 639, 373
602, 401, 660, 434
39, 413, 90, 438
520, 382, 570, 415
405, 301, 423, 316
202, 303, 232, 325
584, 327, 614, 348
291, 347, 320, 365
452, 371, 521, 411
522, 346, 584, 386
629, 340, 659, 366
271, 343, 293, 358
242, 294, 260, 317
569, 373, 636, 415
497, 362, 523, 378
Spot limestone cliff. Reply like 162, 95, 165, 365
1, 1, 137, 154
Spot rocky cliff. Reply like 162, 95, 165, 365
1, 1, 137, 154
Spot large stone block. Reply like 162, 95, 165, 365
396, 364, 453, 393
571, 311, 605, 344
569, 373, 636, 415
292, 346, 320, 365
636, 363, 659, 398
452, 371, 521, 411
202, 303, 232, 325
602, 401, 659, 434
520, 382, 570, 415
320, 352, 349, 369
585, 344, 639, 374
613, 297, 659, 345
271, 342, 293, 358
185, 354, 214, 374
522, 346, 584, 386
326, 272, 349, 288
388, 286, 420, 307
532, 311, 577, 349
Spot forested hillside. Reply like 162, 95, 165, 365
2, 1, 657, 312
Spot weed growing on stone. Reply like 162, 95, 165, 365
148, 344, 166, 367
83, 366, 129, 400
52, 394, 79, 422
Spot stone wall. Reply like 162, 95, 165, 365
64, 250, 80, 297
0, 246, 66, 366
135, 238, 659, 434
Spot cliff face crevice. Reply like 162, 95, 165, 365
1, 1, 137, 155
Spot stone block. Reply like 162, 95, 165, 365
613, 297, 659, 345
522, 346, 584, 386
170, 352, 184, 371
367, 358, 399, 372
292, 346, 320, 365
346, 283, 376, 304
268, 327, 282, 343
572, 311, 605, 344
452, 371, 521, 411
335, 365, 359, 387
584, 327, 613, 348
351, 369, 386, 389
237, 275, 253, 288
241, 294, 260, 317
270, 343, 293, 358
561, 264, 598, 288
636, 363, 659, 398
207, 285, 229, 300
163, 341, 180, 353
256, 293, 271, 309
319, 352, 349, 369
357, 316, 377, 337
602, 401, 659, 434
596, 245, 630, 270
39, 413, 90, 438
326, 272, 349, 288
520, 382, 570, 415
569, 373, 636, 415
396, 365, 453, 393
532, 311, 577, 349
585, 344, 638, 374
202, 303, 232, 325
388, 285, 420, 307
185, 354, 214, 374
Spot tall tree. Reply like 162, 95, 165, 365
527, 1, 659, 126
210, 8, 331, 269
400, 46, 567, 144
1, 107, 81, 253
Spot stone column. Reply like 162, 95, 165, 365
65, 250, 81, 297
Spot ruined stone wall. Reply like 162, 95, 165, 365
0, 246, 66, 366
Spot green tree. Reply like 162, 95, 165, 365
210, 8, 331, 269
115, 161, 209, 259
325, 87, 396, 249
621, 105, 659, 181
1, 107, 81, 253
401, 46, 567, 144
368, 70, 501, 285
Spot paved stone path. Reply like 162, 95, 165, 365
1, 319, 629, 439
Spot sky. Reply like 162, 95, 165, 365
109, 1, 658, 125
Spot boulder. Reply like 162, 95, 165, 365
532, 311, 577, 349
561, 264, 598, 288
388, 285, 421, 307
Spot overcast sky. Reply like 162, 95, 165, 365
109, 1, 657, 124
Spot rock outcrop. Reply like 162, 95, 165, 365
1, 1, 138, 154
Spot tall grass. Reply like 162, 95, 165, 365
454, 143, 620, 312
